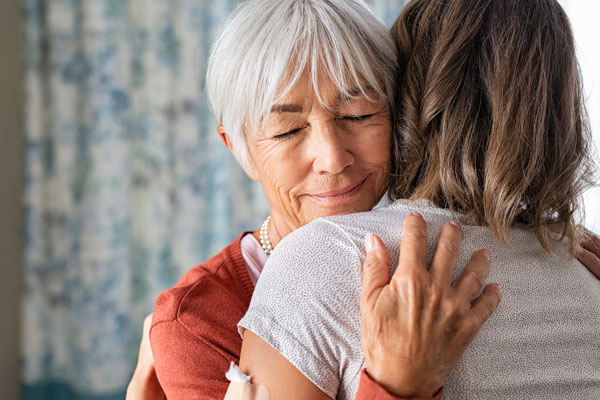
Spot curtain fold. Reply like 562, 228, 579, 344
21, 0, 407, 398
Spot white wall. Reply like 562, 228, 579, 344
560, 0, 600, 233
0, 0, 22, 399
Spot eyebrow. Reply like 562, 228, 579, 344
269, 86, 377, 114
270, 104, 303, 113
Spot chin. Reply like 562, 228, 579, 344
308, 197, 377, 221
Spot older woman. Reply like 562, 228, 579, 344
127, 0, 600, 398
136, 1, 497, 399
238, 0, 600, 398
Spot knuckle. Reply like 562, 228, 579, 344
404, 229, 428, 245
363, 257, 376, 270
591, 242, 600, 256
582, 233, 600, 253
589, 231, 600, 246
363, 253, 381, 269
460, 315, 480, 337
480, 293, 499, 316
406, 269, 426, 287
438, 239, 460, 256
444, 298, 467, 323
490, 289, 502, 308
577, 248, 591, 263
451, 296, 466, 313
466, 270, 486, 289
390, 276, 408, 295
425, 285, 444, 310
392, 270, 423, 295
398, 267, 421, 282
471, 250, 490, 265
403, 218, 427, 240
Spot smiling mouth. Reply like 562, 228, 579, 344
308, 177, 368, 204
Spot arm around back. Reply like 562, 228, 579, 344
150, 235, 255, 399
151, 318, 232, 399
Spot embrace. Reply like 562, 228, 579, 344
128, 0, 600, 399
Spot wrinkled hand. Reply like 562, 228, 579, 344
360, 213, 502, 398
578, 228, 600, 279
126, 313, 165, 400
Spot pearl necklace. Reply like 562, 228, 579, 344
259, 216, 273, 255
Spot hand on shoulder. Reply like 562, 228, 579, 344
360, 213, 502, 398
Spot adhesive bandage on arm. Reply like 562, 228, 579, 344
223, 362, 270, 400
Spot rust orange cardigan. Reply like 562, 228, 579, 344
150, 233, 441, 400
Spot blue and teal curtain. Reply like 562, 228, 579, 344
21, 0, 407, 398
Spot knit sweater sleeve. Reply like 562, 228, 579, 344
150, 235, 253, 400
355, 370, 443, 400
150, 318, 232, 400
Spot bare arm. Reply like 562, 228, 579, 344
239, 331, 331, 399
126, 314, 165, 400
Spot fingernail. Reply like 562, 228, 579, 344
493, 283, 503, 297
483, 249, 491, 261
409, 211, 423, 219
450, 221, 461, 231
365, 234, 376, 252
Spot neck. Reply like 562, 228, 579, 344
253, 210, 298, 251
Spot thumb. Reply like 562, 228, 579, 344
361, 234, 390, 310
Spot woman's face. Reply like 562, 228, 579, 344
245, 71, 392, 232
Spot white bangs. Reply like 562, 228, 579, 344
206, 0, 398, 170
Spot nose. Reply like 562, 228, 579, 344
311, 121, 354, 175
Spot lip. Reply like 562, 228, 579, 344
308, 177, 367, 203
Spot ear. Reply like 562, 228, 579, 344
217, 124, 234, 152
217, 125, 260, 181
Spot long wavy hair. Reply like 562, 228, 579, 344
388, 0, 596, 253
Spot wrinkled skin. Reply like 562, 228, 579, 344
360, 214, 500, 397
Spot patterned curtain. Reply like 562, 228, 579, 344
21, 0, 407, 398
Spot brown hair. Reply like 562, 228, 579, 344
388, 0, 596, 253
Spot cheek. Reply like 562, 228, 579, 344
257, 146, 312, 228
359, 126, 392, 168
253, 142, 309, 197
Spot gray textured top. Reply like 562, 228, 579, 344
239, 200, 600, 399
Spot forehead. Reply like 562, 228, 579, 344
271, 68, 384, 110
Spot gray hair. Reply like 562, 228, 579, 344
206, 0, 398, 170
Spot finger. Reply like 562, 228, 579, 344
429, 221, 463, 283
453, 249, 492, 299
581, 229, 600, 257
361, 234, 391, 309
577, 246, 600, 279
394, 212, 428, 280
470, 283, 502, 327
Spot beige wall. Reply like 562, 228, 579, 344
0, 0, 22, 398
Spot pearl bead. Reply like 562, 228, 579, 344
260, 216, 273, 255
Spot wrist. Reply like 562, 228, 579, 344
364, 367, 441, 398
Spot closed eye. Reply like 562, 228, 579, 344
273, 114, 374, 139
338, 114, 375, 122
274, 126, 305, 140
